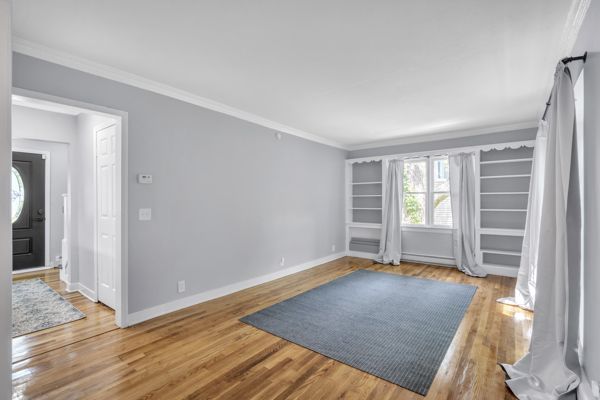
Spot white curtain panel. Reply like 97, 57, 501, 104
449, 153, 487, 277
502, 62, 583, 399
498, 122, 548, 311
376, 159, 403, 265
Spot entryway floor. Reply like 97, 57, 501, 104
11, 268, 116, 364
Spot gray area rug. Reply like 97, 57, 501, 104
12, 278, 86, 337
241, 269, 476, 395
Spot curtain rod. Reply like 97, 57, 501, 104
542, 52, 587, 121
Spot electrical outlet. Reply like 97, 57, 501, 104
280, 257, 285, 267
177, 280, 186, 293
331, 244, 336, 252
139, 208, 152, 221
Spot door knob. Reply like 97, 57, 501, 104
33, 217, 45, 222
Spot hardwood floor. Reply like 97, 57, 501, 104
12, 257, 531, 399
12, 269, 117, 365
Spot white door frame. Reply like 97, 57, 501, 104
12, 87, 130, 328
11, 147, 51, 272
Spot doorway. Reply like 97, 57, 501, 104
11, 151, 47, 271
11, 89, 128, 329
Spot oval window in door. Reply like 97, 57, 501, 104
11, 166, 25, 223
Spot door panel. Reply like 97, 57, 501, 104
12, 152, 45, 270
96, 124, 117, 309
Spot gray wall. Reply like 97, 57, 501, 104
0, 1, 11, 397
574, 0, 600, 387
12, 53, 347, 314
12, 138, 69, 266
347, 128, 537, 159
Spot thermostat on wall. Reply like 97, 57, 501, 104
137, 174, 153, 184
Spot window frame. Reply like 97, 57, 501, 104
402, 155, 452, 228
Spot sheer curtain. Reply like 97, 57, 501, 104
376, 159, 403, 265
449, 153, 487, 277
497, 122, 548, 311
501, 62, 583, 399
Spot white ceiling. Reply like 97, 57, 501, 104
12, 1, 585, 148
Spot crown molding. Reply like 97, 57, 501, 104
12, 37, 348, 150
347, 120, 538, 151
559, 0, 590, 58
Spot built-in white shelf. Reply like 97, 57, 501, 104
481, 263, 519, 277
481, 192, 529, 195
347, 222, 382, 229
481, 248, 521, 256
351, 208, 382, 210
480, 228, 525, 236
351, 181, 382, 185
480, 158, 533, 165
351, 195, 382, 197
481, 208, 527, 212
480, 174, 531, 179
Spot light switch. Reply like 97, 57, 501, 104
137, 174, 153, 184
138, 208, 152, 221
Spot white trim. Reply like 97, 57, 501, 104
11, 265, 53, 275
64, 282, 98, 302
347, 121, 538, 151
481, 263, 518, 277
481, 249, 521, 256
480, 174, 531, 179
481, 192, 529, 195
65, 281, 79, 293
12, 38, 346, 150
78, 282, 98, 302
346, 140, 536, 165
480, 228, 525, 237
480, 158, 533, 165
11, 147, 51, 268
127, 252, 345, 326
12, 88, 130, 328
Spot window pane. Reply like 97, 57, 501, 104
403, 193, 426, 225
434, 193, 452, 226
11, 167, 25, 224
433, 157, 449, 191
403, 160, 427, 192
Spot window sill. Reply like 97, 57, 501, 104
401, 225, 453, 233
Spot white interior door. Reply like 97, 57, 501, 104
96, 124, 117, 309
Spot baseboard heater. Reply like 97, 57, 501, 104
349, 237, 380, 254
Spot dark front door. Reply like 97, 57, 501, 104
12, 152, 46, 270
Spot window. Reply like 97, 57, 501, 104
402, 159, 427, 225
402, 156, 452, 227
432, 157, 451, 226
11, 166, 25, 223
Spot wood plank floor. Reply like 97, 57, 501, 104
12, 257, 532, 399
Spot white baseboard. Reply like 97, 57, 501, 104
64, 281, 98, 302
65, 282, 80, 292
78, 283, 98, 302
12, 265, 54, 275
127, 252, 346, 326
